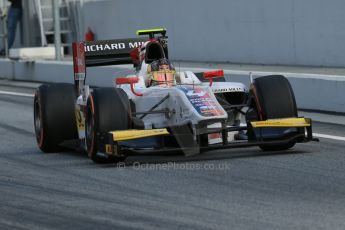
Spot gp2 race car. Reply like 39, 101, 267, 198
34, 28, 316, 163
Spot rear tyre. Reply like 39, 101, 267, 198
249, 75, 298, 151
34, 83, 78, 153
86, 88, 131, 163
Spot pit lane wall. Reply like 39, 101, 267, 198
82, 0, 345, 67
1, 58, 344, 113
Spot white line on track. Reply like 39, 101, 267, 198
0, 89, 344, 142
0, 90, 34, 98
313, 133, 345, 142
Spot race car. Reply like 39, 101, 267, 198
34, 28, 316, 163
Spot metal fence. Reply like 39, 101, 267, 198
34, 0, 84, 53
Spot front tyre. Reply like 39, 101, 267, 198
249, 75, 298, 151
85, 88, 131, 163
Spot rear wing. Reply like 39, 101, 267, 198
72, 38, 147, 85
72, 38, 146, 93
85, 38, 149, 66
73, 38, 147, 68
72, 28, 168, 92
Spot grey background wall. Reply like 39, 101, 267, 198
1, 58, 344, 112
83, 0, 345, 67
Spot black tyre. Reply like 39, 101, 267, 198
86, 88, 131, 163
249, 75, 298, 151
34, 83, 78, 153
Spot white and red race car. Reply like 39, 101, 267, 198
34, 28, 315, 163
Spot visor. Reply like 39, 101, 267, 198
151, 70, 176, 87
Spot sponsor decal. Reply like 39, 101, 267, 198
186, 90, 206, 97
85, 41, 145, 52
75, 107, 86, 139
105, 144, 113, 154
74, 73, 85, 81
213, 87, 245, 93
129, 42, 145, 49
178, 86, 225, 117
75, 109, 85, 130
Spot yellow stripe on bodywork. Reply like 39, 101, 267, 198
136, 28, 166, 36
251, 118, 311, 128
110, 129, 169, 141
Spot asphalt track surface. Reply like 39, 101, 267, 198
0, 85, 345, 230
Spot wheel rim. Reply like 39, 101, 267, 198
34, 96, 43, 146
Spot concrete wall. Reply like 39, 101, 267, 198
83, 0, 345, 67
1, 58, 344, 113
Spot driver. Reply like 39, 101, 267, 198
146, 58, 176, 87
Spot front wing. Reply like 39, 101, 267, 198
96, 117, 316, 157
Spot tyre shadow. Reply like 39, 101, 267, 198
99, 147, 312, 168
56, 143, 313, 168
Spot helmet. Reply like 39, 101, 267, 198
147, 58, 176, 87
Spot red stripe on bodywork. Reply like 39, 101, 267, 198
72, 42, 86, 75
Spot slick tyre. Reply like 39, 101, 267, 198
34, 83, 78, 153
86, 88, 131, 163
250, 75, 297, 151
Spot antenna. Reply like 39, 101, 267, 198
178, 62, 181, 75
